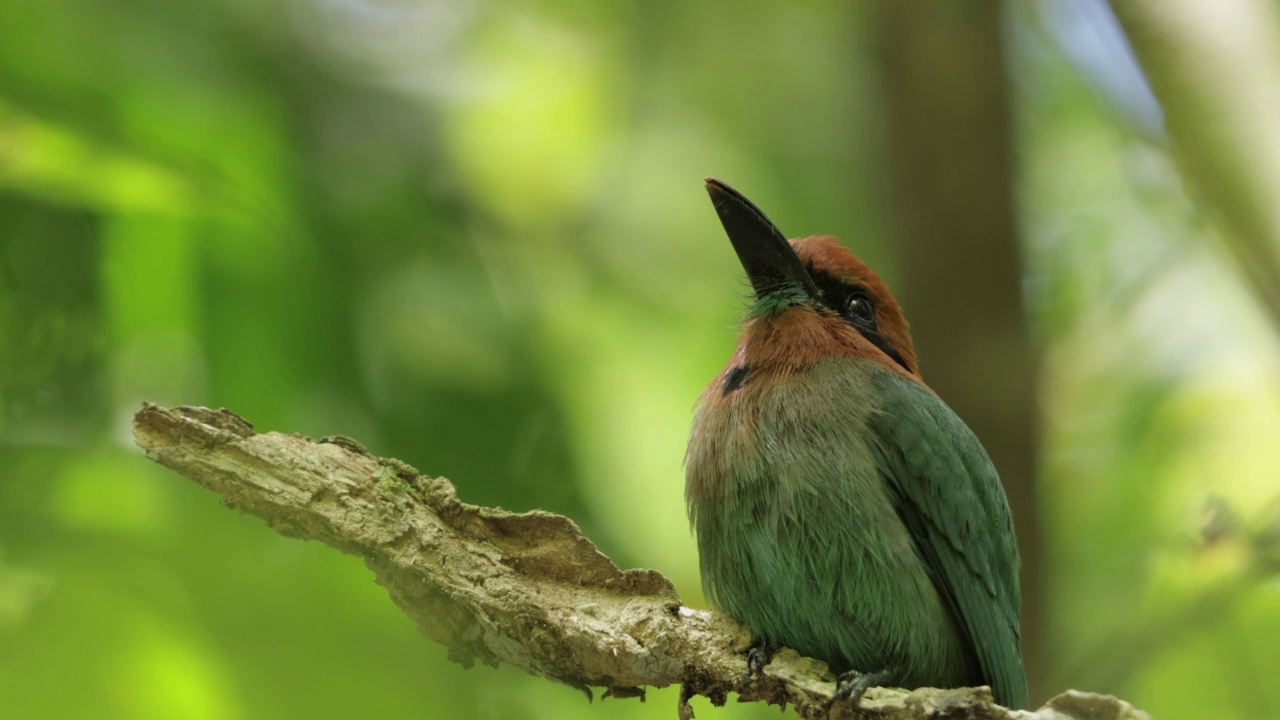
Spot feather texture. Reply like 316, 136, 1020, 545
868, 370, 1029, 708
687, 197, 1028, 708
686, 356, 1028, 707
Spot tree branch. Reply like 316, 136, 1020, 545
132, 403, 1147, 720
1111, 0, 1280, 331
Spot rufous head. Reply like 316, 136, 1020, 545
705, 178, 920, 380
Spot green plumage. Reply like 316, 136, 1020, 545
686, 357, 1029, 709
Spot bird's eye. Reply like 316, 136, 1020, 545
846, 292, 875, 325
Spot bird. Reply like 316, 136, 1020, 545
685, 178, 1029, 712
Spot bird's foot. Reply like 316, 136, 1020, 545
822, 666, 899, 719
746, 639, 778, 676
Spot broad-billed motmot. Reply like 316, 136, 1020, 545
685, 179, 1029, 711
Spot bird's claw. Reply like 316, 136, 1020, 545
746, 639, 778, 676
822, 666, 898, 719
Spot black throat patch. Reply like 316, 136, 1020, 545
722, 365, 749, 395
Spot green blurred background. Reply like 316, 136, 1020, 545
2, 1, 1279, 718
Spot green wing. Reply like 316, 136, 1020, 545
869, 372, 1029, 709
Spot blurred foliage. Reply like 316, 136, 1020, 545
1, 1, 1277, 719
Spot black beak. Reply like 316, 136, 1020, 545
704, 178, 817, 301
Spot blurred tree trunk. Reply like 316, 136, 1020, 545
1110, 0, 1280, 330
872, 1, 1044, 702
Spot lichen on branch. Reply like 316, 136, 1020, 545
131, 403, 1147, 720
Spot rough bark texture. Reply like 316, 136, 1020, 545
132, 403, 1144, 720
